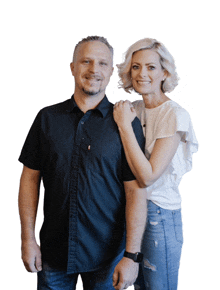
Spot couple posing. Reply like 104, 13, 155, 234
18, 36, 198, 290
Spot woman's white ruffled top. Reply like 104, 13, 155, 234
133, 100, 198, 210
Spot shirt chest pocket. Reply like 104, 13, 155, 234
83, 130, 123, 174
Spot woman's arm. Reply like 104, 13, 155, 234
114, 101, 181, 188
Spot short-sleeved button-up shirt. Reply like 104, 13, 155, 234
19, 95, 145, 274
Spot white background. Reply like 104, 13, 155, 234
1, 0, 219, 289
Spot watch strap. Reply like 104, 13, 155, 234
124, 251, 143, 263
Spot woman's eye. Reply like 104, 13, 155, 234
149, 66, 155, 70
100, 62, 107, 66
132, 65, 139, 70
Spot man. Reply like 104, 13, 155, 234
18, 36, 146, 290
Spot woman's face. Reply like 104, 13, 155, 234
131, 49, 166, 95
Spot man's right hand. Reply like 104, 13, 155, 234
113, 257, 139, 290
21, 240, 42, 272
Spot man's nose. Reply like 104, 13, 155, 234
89, 62, 99, 74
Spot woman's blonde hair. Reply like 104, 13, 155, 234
117, 38, 179, 93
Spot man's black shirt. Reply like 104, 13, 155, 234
19, 95, 145, 273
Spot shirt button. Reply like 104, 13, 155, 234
157, 210, 160, 214
81, 121, 84, 124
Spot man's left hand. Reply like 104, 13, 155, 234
112, 257, 139, 290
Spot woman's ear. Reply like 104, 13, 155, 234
163, 70, 168, 81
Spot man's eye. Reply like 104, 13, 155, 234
83, 60, 90, 64
149, 66, 155, 70
100, 62, 107, 66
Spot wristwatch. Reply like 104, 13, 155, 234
124, 251, 143, 263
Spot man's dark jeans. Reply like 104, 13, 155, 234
37, 250, 124, 290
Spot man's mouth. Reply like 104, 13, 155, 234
85, 75, 102, 81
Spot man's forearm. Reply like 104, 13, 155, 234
112, 180, 147, 290
18, 166, 41, 242
18, 166, 43, 272
124, 180, 147, 253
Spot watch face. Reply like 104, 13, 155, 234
136, 253, 144, 263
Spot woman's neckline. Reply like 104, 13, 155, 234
144, 100, 173, 110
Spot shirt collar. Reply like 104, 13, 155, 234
66, 94, 111, 118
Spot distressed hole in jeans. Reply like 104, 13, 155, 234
134, 284, 141, 290
154, 240, 158, 247
150, 221, 158, 226
144, 259, 157, 271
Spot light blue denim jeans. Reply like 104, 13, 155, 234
134, 200, 183, 290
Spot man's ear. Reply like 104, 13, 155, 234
70, 62, 74, 76
111, 66, 114, 76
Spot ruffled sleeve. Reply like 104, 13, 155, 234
155, 105, 198, 176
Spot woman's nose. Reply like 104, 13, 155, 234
139, 67, 148, 78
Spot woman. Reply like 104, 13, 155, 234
113, 38, 198, 290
